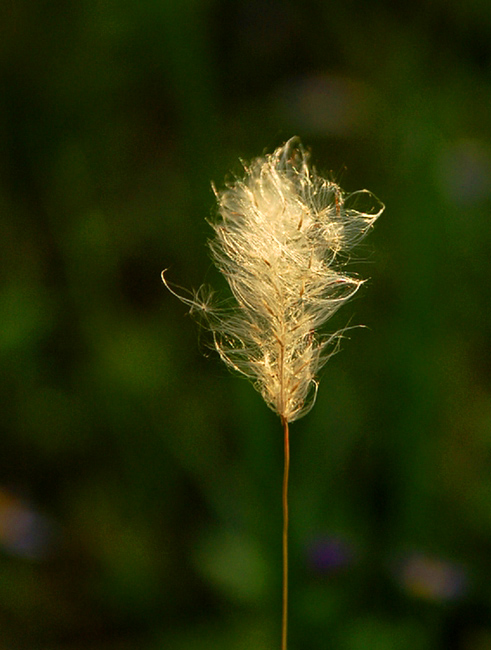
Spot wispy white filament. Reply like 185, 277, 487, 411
164, 137, 384, 422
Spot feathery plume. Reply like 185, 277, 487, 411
163, 137, 383, 422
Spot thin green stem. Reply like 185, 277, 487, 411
281, 415, 290, 650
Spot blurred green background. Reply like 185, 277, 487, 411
2, 0, 491, 648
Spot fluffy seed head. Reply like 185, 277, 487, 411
164, 137, 384, 422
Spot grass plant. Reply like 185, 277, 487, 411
163, 138, 383, 649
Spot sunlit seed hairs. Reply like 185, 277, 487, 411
163, 137, 384, 422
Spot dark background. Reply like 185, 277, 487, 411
2, 1, 491, 648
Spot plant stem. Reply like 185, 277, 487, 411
281, 415, 290, 650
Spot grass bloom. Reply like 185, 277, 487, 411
163, 137, 383, 649
164, 137, 383, 422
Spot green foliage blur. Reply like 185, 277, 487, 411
1, 0, 491, 648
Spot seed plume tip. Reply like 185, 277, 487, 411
163, 137, 384, 421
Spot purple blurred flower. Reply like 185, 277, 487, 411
278, 73, 373, 137
307, 535, 355, 573
0, 488, 58, 559
396, 552, 468, 602
436, 139, 491, 205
